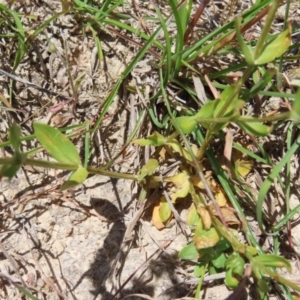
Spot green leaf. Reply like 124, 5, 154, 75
214, 86, 244, 118
0, 163, 22, 180
255, 254, 291, 272
193, 227, 220, 250
16, 285, 39, 300
245, 246, 258, 256
209, 264, 218, 275
0, 152, 26, 180
215, 237, 231, 252
60, 165, 88, 191
179, 242, 198, 260
195, 101, 215, 129
175, 116, 197, 134
226, 253, 245, 276
255, 29, 291, 65
159, 198, 172, 222
225, 269, 239, 289
137, 158, 158, 182
211, 252, 226, 269
219, 86, 236, 107
257, 133, 300, 234
169, 172, 191, 202
133, 131, 166, 146
237, 118, 273, 136
257, 278, 269, 293
9, 123, 22, 154
167, 140, 193, 162
245, 68, 276, 99
194, 264, 206, 278
194, 219, 204, 236
291, 88, 300, 120
34, 123, 81, 165
177, 0, 192, 36
235, 17, 254, 65
169, 0, 190, 76
211, 91, 244, 133
74, 73, 86, 94
225, 253, 245, 289
3, 124, 27, 179
195, 87, 244, 132
186, 204, 200, 229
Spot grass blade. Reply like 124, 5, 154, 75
257, 130, 300, 234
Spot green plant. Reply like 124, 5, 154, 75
1, 0, 300, 298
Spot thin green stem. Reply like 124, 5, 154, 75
194, 111, 291, 125
238, 112, 291, 123
0, 158, 78, 171
253, 0, 281, 60
0, 157, 138, 181
87, 166, 137, 180
250, 260, 300, 292
215, 67, 254, 120
197, 66, 254, 160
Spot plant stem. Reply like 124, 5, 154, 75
0, 157, 180, 183
253, 0, 281, 60
87, 166, 137, 180
25, 158, 78, 171
250, 260, 300, 292
197, 66, 254, 160
0, 157, 138, 181
238, 112, 291, 123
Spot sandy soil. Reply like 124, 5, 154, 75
0, 1, 300, 300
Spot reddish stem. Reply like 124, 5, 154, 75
184, 0, 211, 44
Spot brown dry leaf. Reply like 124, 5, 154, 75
197, 206, 211, 230
219, 207, 240, 225
209, 184, 239, 225
232, 148, 254, 177
190, 171, 216, 190
204, 74, 220, 99
152, 202, 165, 230
51, 114, 72, 127
223, 129, 233, 176
190, 175, 204, 189
159, 147, 167, 160
232, 142, 254, 177
192, 75, 208, 106
209, 204, 240, 226
205, 172, 218, 191
291, 292, 300, 300
215, 187, 228, 207
191, 144, 201, 158
0, 92, 12, 108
